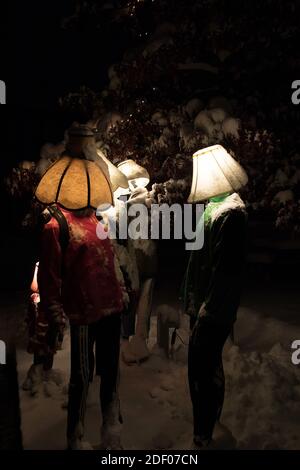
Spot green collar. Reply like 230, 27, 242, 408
209, 192, 231, 203
204, 192, 231, 224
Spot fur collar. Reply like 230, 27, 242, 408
209, 192, 246, 222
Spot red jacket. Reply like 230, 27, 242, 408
38, 207, 126, 325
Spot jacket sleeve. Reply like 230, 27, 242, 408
37, 219, 65, 325
204, 210, 247, 323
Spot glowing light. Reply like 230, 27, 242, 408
188, 144, 248, 203
96, 150, 129, 193
117, 159, 150, 191
35, 126, 114, 210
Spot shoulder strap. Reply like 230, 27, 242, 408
47, 205, 70, 253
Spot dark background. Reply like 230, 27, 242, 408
1, 0, 300, 291
1, 1, 132, 288
4, 1, 130, 169
0, 2, 299, 453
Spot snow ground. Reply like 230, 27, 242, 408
15, 300, 300, 450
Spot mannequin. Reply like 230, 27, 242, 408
115, 161, 157, 364
32, 125, 127, 450
182, 145, 248, 448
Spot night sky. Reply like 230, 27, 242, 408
3, 1, 129, 169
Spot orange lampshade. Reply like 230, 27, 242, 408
35, 126, 114, 210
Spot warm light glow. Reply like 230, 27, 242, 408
35, 156, 114, 210
35, 125, 115, 210
117, 159, 150, 191
188, 144, 248, 203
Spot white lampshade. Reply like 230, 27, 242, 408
96, 150, 129, 193
114, 186, 131, 198
117, 159, 150, 191
188, 144, 248, 202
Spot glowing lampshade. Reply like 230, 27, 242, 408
35, 126, 113, 210
114, 185, 131, 198
117, 159, 150, 191
96, 150, 129, 193
188, 144, 248, 202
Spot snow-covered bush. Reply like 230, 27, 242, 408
7, 0, 300, 236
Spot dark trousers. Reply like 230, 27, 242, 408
33, 352, 54, 370
121, 308, 136, 339
67, 314, 121, 440
188, 318, 231, 440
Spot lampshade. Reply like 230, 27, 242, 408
35, 126, 114, 210
188, 145, 248, 202
117, 159, 150, 191
96, 150, 129, 193
114, 186, 131, 198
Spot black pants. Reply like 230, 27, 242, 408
33, 352, 54, 370
67, 314, 121, 440
121, 308, 136, 339
188, 318, 231, 440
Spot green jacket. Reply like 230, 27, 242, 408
181, 194, 247, 326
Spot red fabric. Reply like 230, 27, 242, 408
38, 207, 125, 326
